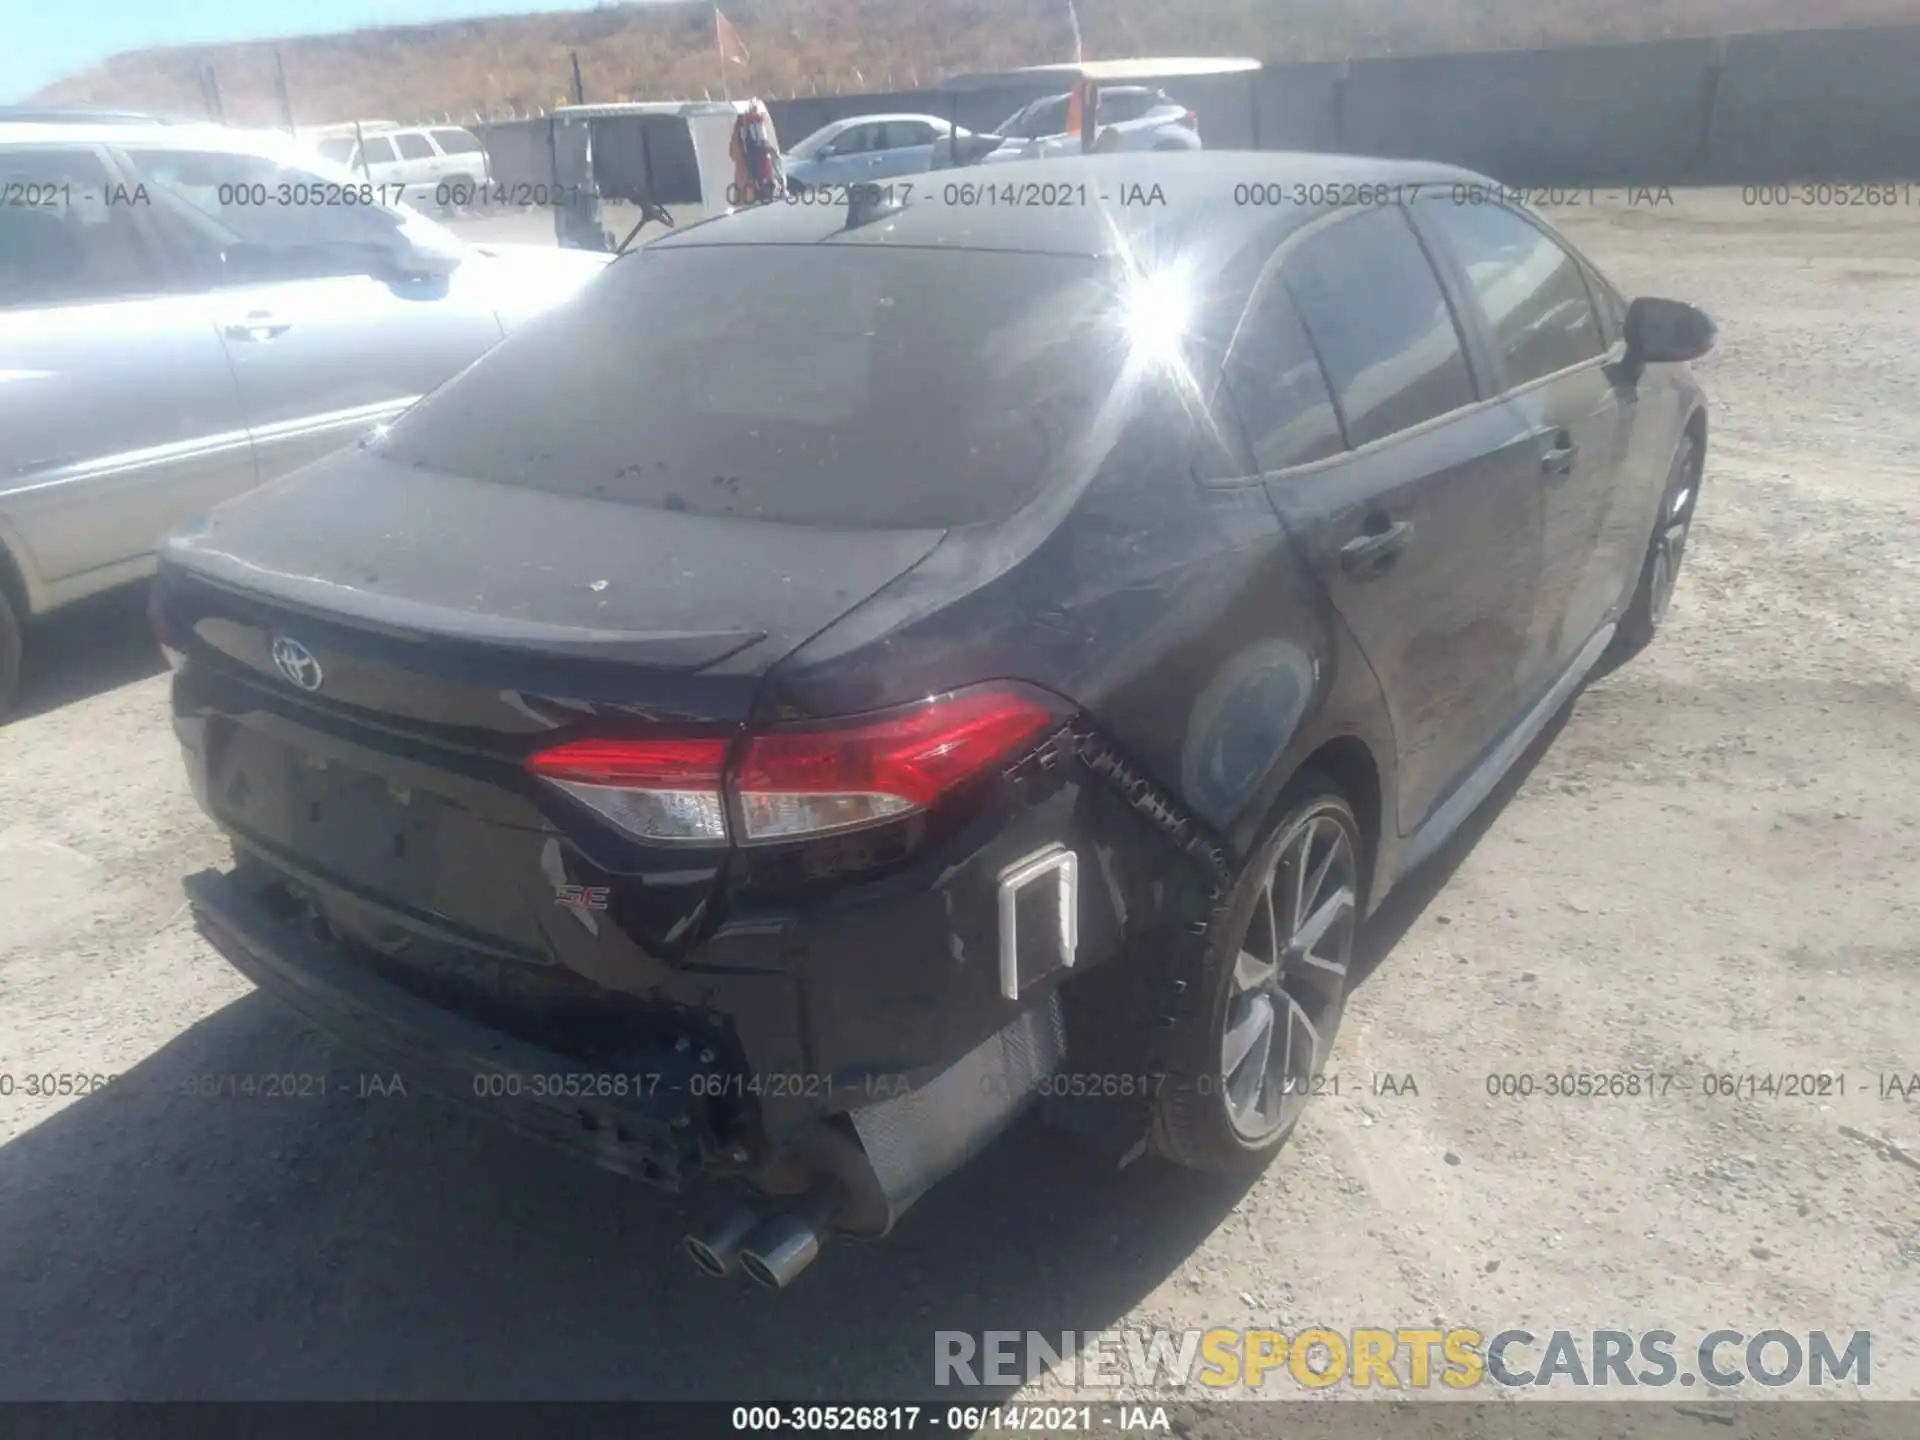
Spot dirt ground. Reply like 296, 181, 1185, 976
0, 189, 1913, 1403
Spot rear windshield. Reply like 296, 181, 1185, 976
376, 244, 1127, 529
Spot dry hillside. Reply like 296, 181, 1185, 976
34, 0, 1920, 126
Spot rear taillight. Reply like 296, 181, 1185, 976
527, 736, 731, 844
1181, 110, 1198, 134
524, 685, 1070, 847
734, 686, 1067, 843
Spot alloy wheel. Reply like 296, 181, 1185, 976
1219, 804, 1359, 1142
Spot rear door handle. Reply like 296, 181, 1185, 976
1339, 520, 1414, 579
225, 311, 292, 343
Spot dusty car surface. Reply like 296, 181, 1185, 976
151, 151, 1713, 1288
0, 113, 608, 714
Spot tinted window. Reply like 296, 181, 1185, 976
1282, 207, 1476, 448
125, 148, 408, 285
430, 128, 484, 155
0, 147, 159, 308
1426, 201, 1605, 388
1223, 272, 1344, 472
316, 137, 356, 164
362, 136, 396, 164
394, 133, 435, 160
377, 246, 1136, 530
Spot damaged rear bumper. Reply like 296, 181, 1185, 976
184, 863, 1071, 1240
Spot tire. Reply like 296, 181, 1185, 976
1613, 430, 1702, 657
0, 585, 22, 721
1151, 770, 1365, 1173
440, 175, 474, 216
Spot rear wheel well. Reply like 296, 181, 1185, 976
1292, 737, 1383, 906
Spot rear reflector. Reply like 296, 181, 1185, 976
527, 736, 730, 844
524, 686, 1069, 846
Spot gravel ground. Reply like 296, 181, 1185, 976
0, 189, 1914, 1403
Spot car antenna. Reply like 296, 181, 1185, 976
615, 121, 676, 256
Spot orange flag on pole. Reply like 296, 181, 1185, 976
714, 8, 750, 68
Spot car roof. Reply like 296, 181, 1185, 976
0, 120, 307, 154
654, 150, 1489, 258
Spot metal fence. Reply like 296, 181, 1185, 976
462, 23, 1920, 196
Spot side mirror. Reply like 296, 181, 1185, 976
377, 237, 462, 283
1625, 297, 1717, 365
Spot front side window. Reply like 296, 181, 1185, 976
394, 133, 435, 161
1423, 200, 1606, 389
362, 136, 397, 165
122, 147, 414, 286
1282, 206, 1477, 448
316, 137, 357, 165
0, 147, 159, 309
828, 124, 876, 156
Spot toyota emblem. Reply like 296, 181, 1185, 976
269, 635, 324, 691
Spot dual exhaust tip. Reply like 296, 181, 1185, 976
684, 1184, 840, 1290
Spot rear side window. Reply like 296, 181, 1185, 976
1223, 272, 1344, 472
394, 133, 435, 161
0, 147, 159, 309
1282, 206, 1476, 448
377, 246, 1135, 530
1422, 201, 1606, 389
1097, 90, 1154, 124
430, 128, 484, 156
881, 121, 936, 149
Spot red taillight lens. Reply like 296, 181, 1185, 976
527, 687, 1069, 846
733, 686, 1067, 843
527, 736, 731, 844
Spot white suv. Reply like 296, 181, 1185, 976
312, 125, 492, 212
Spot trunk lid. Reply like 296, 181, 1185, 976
159, 444, 945, 971
161, 444, 946, 738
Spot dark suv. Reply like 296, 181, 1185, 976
155, 152, 1713, 1289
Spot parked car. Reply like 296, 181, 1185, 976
0, 116, 609, 713
310, 123, 492, 212
979, 86, 1199, 162
783, 113, 966, 191
155, 152, 1713, 1289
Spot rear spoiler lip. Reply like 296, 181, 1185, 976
156, 545, 765, 670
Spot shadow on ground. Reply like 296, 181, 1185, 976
0, 684, 1587, 1400
10, 585, 165, 721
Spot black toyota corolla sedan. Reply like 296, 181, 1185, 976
153, 152, 1713, 1288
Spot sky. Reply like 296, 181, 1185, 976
1, 0, 688, 103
